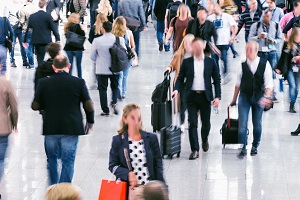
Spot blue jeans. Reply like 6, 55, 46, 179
0, 135, 9, 181
118, 63, 131, 98
245, 31, 249, 42
23, 31, 34, 66
287, 69, 300, 103
156, 20, 164, 44
10, 28, 27, 64
238, 93, 264, 149
0, 46, 7, 75
90, 10, 97, 26
66, 51, 83, 79
133, 28, 141, 57
97, 74, 119, 113
258, 51, 277, 79
213, 45, 230, 75
44, 135, 78, 185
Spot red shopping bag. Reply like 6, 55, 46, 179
98, 179, 127, 200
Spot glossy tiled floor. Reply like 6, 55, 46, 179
1, 23, 300, 200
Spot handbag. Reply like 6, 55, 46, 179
3, 17, 12, 52
98, 179, 127, 200
65, 24, 86, 49
121, 0, 140, 32
123, 135, 145, 200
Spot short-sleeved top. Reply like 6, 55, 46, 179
207, 13, 236, 45
128, 138, 150, 185
170, 17, 190, 52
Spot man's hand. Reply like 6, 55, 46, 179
12, 126, 18, 133
142, 26, 148, 31
267, 39, 274, 44
257, 33, 267, 39
172, 90, 178, 98
230, 100, 237, 106
22, 42, 28, 48
259, 97, 273, 109
212, 98, 220, 108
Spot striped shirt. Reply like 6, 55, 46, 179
237, 9, 262, 35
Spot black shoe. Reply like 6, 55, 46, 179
111, 104, 119, 115
100, 112, 110, 116
250, 147, 258, 156
165, 49, 170, 52
11, 62, 17, 68
23, 61, 30, 67
291, 124, 300, 136
189, 151, 199, 160
159, 43, 163, 51
202, 141, 209, 152
289, 103, 296, 113
237, 149, 247, 159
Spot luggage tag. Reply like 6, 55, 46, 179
261, 46, 268, 52
293, 66, 299, 72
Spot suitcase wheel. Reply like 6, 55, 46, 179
223, 144, 226, 149
167, 155, 173, 159
177, 152, 180, 158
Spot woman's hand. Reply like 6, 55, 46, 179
275, 69, 281, 74
128, 172, 138, 189
165, 67, 171, 73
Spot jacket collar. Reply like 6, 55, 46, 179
121, 131, 150, 150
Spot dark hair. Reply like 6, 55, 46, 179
197, 6, 208, 13
269, 0, 276, 2
53, 55, 69, 69
294, 0, 300, 8
144, 181, 169, 200
39, 0, 46, 8
263, 10, 272, 15
102, 21, 112, 32
46, 43, 61, 59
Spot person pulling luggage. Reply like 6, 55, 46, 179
230, 41, 273, 159
172, 38, 221, 160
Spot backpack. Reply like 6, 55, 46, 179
168, 3, 180, 27
255, 21, 279, 38
151, 73, 171, 102
109, 37, 128, 73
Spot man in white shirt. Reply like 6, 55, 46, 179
173, 38, 221, 160
230, 41, 273, 159
207, 3, 237, 80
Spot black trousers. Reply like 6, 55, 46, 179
186, 91, 211, 152
34, 44, 47, 66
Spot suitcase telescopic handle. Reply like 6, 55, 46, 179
227, 106, 231, 129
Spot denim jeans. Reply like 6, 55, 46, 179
245, 31, 249, 42
133, 28, 141, 57
0, 135, 9, 181
90, 10, 97, 26
44, 135, 78, 185
229, 43, 237, 55
23, 31, 34, 66
10, 28, 27, 64
118, 63, 131, 98
287, 69, 300, 103
66, 51, 83, 79
213, 45, 230, 75
156, 20, 164, 44
0, 46, 7, 75
258, 51, 277, 79
238, 93, 264, 149
97, 74, 119, 113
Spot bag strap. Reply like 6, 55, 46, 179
121, 134, 133, 171
116, 36, 120, 45
227, 106, 230, 128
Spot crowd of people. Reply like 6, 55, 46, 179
1, 0, 300, 199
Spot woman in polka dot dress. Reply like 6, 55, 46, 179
109, 104, 166, 195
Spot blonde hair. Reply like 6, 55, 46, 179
176, 34, 195, 58
118, 104, 143, 134
288, 28, 300, 51
97, 0, 113, 17
64, 13, 80, 33
176, 4, 192, 18
95, 13, 108, 35
45, 183, 81, 200
112, 16, 127, 37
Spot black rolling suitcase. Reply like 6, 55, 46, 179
151, 72, 172, 132
160, 125, 181, 159
220, 106, 239, 148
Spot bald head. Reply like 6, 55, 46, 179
143, 181, 169, 200
53, 55, 69, 69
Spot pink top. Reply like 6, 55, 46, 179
280, 12, 295, 37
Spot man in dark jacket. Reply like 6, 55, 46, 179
23, 0, 60, 66
32, 55, 94, 185
0, 17, 13, 75
34, 42, 60, 90
186, 6, 218, 56
46, 0, 61, 33
87, 0, 100, 27
154, 0, 172, 51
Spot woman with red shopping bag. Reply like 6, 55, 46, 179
108, 104, 166, 199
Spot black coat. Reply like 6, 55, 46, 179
174, 56, 221, 101
154, 0, 172, 21
276, 43, 293, 79
34, 58, 56, 91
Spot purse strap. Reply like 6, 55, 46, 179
227, 106, 230, 128
121, 134, 133, 171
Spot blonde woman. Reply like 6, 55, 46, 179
45, 183, 81, 200
109, 104, 165, 194
165, 4, 193, 52
112, 16, 135, 99
97, 0, 113, 21
63, 13, 85, 79
276, 28, 300, 114
88, 13, 108, 43
165, 34, 194, 131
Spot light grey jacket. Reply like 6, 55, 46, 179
90, 33, 126, 75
